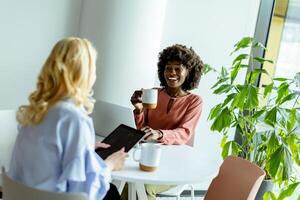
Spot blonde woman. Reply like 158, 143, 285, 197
8, 37, 127, 200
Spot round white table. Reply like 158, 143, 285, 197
111, 144, 219, 200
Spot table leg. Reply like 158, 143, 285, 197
135, 183, 147, 200
128, 182, 137, 200
111, 180, 126, 194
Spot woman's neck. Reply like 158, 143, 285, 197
165, 87, 188, 97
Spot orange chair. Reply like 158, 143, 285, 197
204, 156, 266, 200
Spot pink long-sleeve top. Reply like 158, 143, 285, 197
134, 89, 203, 146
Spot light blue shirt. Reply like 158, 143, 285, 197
9, 100, 111, 200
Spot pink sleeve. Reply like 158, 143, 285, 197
159, 97, 203, 145
134, 111, 144, 129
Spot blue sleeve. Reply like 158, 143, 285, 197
56, 115, 111, 200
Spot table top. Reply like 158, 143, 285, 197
111, 144, 219, 185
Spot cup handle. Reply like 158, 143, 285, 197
133, 148, 141, 162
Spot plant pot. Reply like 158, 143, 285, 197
255, 180, 274, 200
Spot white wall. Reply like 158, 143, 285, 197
79, 0, 261, 189
0, 0, 261, 189
159, 0, 261, 162
79, 0, 167, 107
79, 0, 260, 164
0, 0, 83, 109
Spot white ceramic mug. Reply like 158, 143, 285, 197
142, 88, 158, 109
133, 143, 161, 172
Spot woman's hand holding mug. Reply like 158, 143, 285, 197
131, 88, 158, 114
130, 89, 143, 113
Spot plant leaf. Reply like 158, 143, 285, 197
253, 42, 267, 50
245, 85, 259, 109
220, 66, 228, 78
263, 191, 277, 200
232, 54, 248, 65
222, 141, 231, 159
203, 64, 216, 74
267, 131, 279, 155
231, 141, 241, 156
281, 147, 293, 181
267, 146, 283, 178
264, 107, 277, 127
273, 77, 290, 81
253, 68, 269, 75
246, 70, 260, 84
222, 93, 237, 106
211, 77, 230, 89
252, 109, 266, 119
277, 182, 300, 200
280, 93, 298, 105
231, 85, 248, 109
286, 134, 300, 166
287, 109, 296, 132
276, 82, 289, 104
208, 104, 223, 120
231, 61, 241, 83
221, 141, 241, 159
231, 37, 252, 54
264, 83, 274, 98
213, 84, 233, 94
253, 57, 274, 64
211, 107, 232, 132
220, 135, 228, 148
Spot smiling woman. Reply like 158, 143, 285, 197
131, 44, 205, 146
126, 44, 205, 200
164, 60, 189, 91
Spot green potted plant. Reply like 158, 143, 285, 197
206, 37, 300, 199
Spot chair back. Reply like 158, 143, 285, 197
204, 156, 266, 200
0, 110, 18, 171
2, 168, 88, 200
91, 100, 136, 137
0, 110, 18, 190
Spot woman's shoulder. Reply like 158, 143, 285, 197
48, 101, 94, 141
186, 93, 203, 105
49, 100, 91, 123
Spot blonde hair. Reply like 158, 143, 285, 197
17, 37, 97, 126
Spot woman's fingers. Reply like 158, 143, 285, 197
95, 142, 111, 149
141, 127, 153, 135
141, 126, 151, 131
141, 127, 162, 141
135, 90, 143, 96
105, 147, 128, 171
144, 134, 154, 141
130, 90, 142, 104
113, 148, 128, 170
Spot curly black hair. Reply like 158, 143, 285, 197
157, 44, 204, 91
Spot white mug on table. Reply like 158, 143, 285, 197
133, 143, 161, 172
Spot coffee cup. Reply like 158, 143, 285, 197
142, 88, 158, 109
133, 143, 161, 172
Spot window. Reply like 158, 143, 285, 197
259, 0, 300, 86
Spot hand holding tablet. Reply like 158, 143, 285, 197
95, 124, 146, 159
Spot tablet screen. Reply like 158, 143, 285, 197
95, 124, 146, 159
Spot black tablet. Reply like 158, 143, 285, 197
95, 124, 146, 159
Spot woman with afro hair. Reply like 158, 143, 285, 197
128, 44, 204, 200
